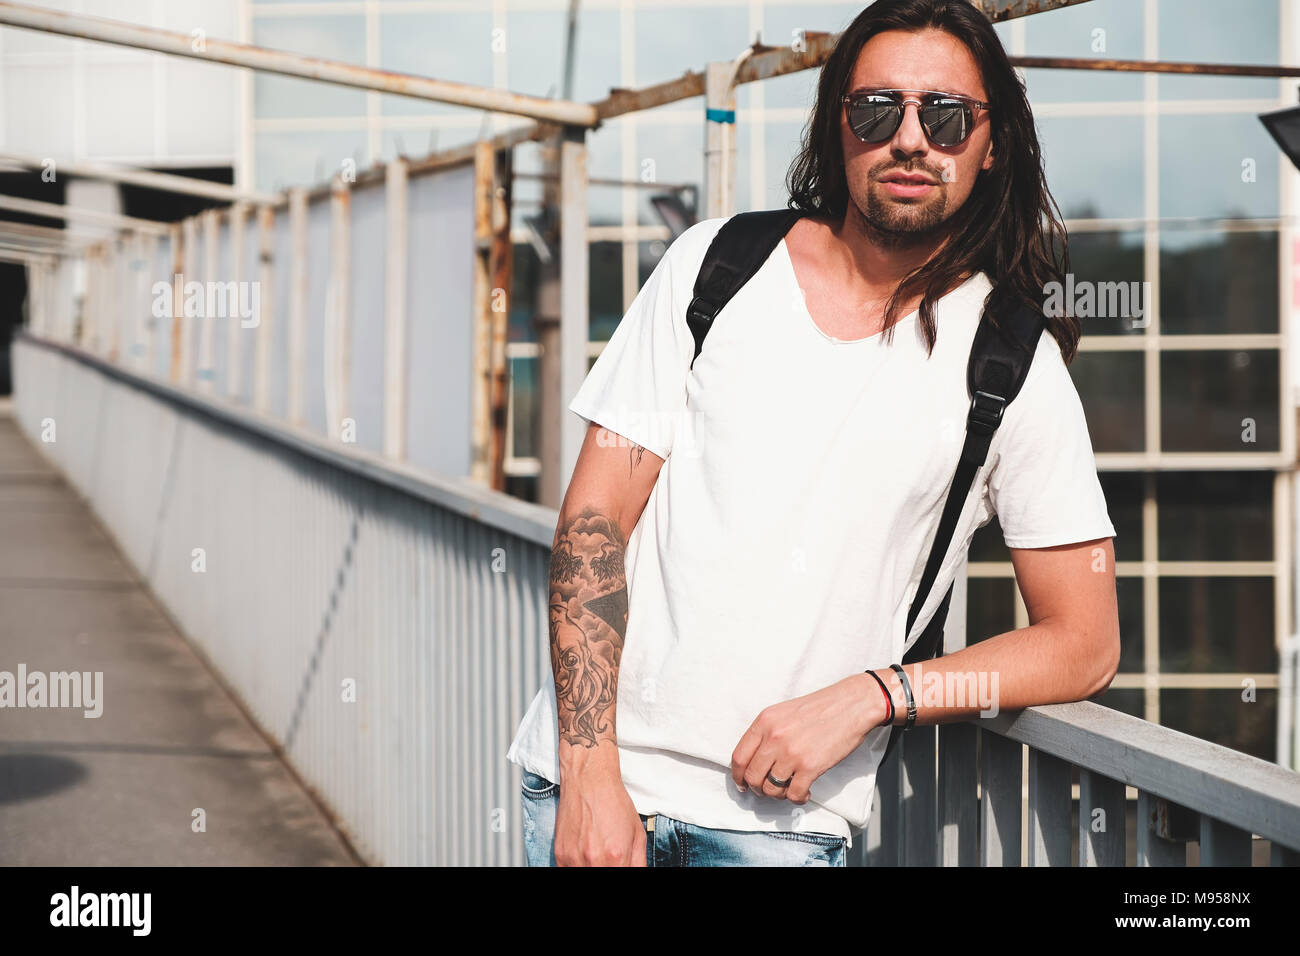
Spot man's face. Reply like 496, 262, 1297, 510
840, 28, 995, 241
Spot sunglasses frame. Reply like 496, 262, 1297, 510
841, 88, 992, 147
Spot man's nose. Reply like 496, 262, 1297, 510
891, 100, 928, 157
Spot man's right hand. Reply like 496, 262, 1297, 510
553, 761, 647, 867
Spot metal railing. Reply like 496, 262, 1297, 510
14, 332, 1300, 866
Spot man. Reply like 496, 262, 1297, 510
506, 0, 1120, 867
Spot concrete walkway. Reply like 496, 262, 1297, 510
0, 400, 358, 865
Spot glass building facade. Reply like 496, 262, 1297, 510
247, 0, 1295, 764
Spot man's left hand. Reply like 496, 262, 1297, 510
730, 673, 887, 804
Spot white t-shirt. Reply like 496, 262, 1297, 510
506, 215, 1116, 845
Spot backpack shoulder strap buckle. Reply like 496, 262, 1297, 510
968, 388, 1007, 434
686, 295, 719, 325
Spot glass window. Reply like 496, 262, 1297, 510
509, 242, 541, 344
1071, 351, 1146, 453
1116, 576, 1144, 673
1160, 350, 1280, 453
509, 354, 540, 460
1157, 0, 1280, 101
1157, 472, 1273, 561
253, 16, 366, 119
1159, 114, 1280, 221
1158, 577, 1276, 673
1159, 230, 1278, 335
1023, 0, 1145, 103
589, 241, 625, 342
1159, 688, 1276, 762
635, 121, 703, 225
970, 515, 1008, 563
966, 577, 1015, 646
765, 121, 805, 210
1096, 686, 1143, 719
1099, 472, 1143, 562
760, 4, 863, 109
638, 238, 669, 289
254, 130, 368, 194
586, 122, 625, 227
1064, 231, 1147, 337
1037, 115, 1144, 220
634, 5, 749, 92
379, 11, 494, 117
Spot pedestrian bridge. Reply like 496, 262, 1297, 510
6, 331, 1300, 867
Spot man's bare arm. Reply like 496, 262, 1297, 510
551, 422, 663, 770
549, 422, 664, 866
730, 536, 1121, 804
863, 536, 1121, 726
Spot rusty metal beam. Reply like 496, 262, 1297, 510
0, 1, 598, 127
1011, 56, 1300, 77
0, 150, 276, 205
0, 193, 169, 235
973, 0, 1093, 22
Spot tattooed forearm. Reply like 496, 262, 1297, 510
550, 509, 629, 750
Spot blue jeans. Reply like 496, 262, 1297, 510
520, 770, 847, 867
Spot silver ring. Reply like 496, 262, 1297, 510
766, 770, 793, 788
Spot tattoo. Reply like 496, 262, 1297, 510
629, 442, 646, 477
549, 510, 629, 749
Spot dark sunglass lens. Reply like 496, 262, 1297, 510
921, 100, 973, 146
848, 96, 902, 143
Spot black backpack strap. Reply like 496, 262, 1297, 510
687, 208, 805, 368
883, 300, 1046, 761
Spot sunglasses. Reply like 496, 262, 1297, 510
841, 89, 991, 148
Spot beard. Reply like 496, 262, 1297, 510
852, 163, 953, 249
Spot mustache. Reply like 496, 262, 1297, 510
869, 160, 948, 182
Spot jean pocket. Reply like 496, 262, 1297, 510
764, 829, 846, 849
520, 769, 558, 800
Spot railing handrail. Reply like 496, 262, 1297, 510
19, 329, 1300, 855
16, 330, 559, 550
983, 700, 1300, 850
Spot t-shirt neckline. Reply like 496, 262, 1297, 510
777, 236, 981, 346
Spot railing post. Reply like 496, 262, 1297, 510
327, 175, 352, 442
179, 215, 198, 386
1078, 769, 1126, 866
703, 60, 739, 219
1199, 817, 1253, 866
1137, 791, 1190, 866
980, 730, 1022, 866
871, 745, 902, 867
383, 157, 409, 461
1028, 748, 1072, 865
169, 222, 183, 382
253, 203, 275, 414
199, 207, 219, 390
901, 725, 938, 865
228, 202, 247, 400
288, 187, 308, 426
557, 124, 588, 495
939, 721, 979, 865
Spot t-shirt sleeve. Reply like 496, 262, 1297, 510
984, 333, 1117, 549
567, 225, 704, 461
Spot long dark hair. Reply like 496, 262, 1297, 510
786, 0, 1078, 362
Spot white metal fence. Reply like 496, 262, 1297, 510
14, 335, 555, 866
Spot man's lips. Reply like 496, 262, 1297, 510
877, 171, 940, 199
879, 172, 938, 185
